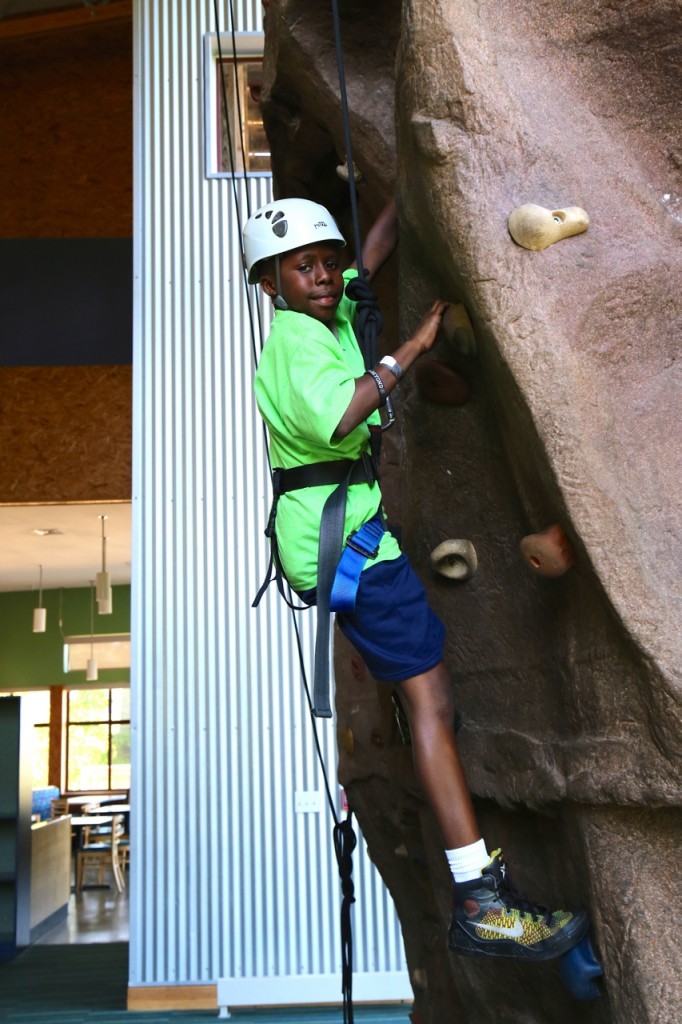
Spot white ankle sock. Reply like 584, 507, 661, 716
446, 838, 490, 883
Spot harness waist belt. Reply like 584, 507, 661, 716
256, 447, 382, 720
273, 453, 377, 496
330, 514, 384, 614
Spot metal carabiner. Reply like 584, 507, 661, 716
380, 395, 396, 431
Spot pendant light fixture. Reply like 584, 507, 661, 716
86, 580, 98, 681
96, 514, 112, 615
33, 564, 46, 633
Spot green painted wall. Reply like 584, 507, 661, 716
0, 586, 130, 689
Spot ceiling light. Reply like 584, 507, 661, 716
32, 528, 63, 537
33, 564, 46, 633
86, 580, 98, 681
96, 514, 112, 615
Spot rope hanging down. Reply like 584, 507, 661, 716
330, 0, 387, 374
212, 3, 359, 1023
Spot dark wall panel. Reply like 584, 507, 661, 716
0, 239, 132, 366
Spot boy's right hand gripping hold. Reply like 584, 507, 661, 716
411, 300, 451, 357
334, 299, 450, 439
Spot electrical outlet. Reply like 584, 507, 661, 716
294, 790, 322, 813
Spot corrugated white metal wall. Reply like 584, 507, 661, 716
130, 0, 409, 1001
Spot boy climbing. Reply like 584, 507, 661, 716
243, 196, 589, 961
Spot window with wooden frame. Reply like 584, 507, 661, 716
65, 686, 130, 792
204, 32, 270, 178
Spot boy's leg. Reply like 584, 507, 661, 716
394, 661, 480, 849
394, 661, 589, 960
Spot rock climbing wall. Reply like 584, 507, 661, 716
260, 2, 681, 1021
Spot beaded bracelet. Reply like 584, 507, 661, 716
365, 368, 387, 407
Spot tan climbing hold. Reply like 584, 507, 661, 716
430, 539, 478, 581
414, 359, 471, 406
336, 157, 364, 184
441, 302, 477, 355
520, 523, 576, 577
508, 203, 589, 250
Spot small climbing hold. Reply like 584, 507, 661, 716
414, 359, 471, 406
339, 728, 355, 756
394, 843, 409, 857
520, 523, 575, 577
336, 156, 364, 184
508, 203, 589, 250
441, 302, 477, 355
430, 539, 478, 581
350, 654, 366, 681
410, 968, 428, 991
370, 728, 384, 748
559, 935, 603, 1001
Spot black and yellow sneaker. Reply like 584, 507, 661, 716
448, 849, 589, 961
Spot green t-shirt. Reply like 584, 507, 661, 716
254, 269, 401, 591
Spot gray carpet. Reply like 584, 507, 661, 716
0, 944, 412, 1023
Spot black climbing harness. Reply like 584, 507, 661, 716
253, 417, 386, 721
252, 446, 381, 613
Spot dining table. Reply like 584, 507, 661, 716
67, 795, 102, 812
69, 814, 113, 827
68, 814, 120, 891
68, 814, 114, 850
87, 802, 130, 831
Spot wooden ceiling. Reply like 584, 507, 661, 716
0, 0, 131, 40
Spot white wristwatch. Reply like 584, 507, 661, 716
379, 355, 404, 380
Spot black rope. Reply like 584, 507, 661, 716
330, 0, 379, 373
212, 6, 359, 1020
334, 816, 357, 1024
330, 0, 394, 445
344, 274, 383, 370
330, 0, 364, 281
327, 4, 388, 1018
290, 593, 356, 1024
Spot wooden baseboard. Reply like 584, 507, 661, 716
127, 984, 217, 1011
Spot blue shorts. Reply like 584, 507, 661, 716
336, 553, 445, 683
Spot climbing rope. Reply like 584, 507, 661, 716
212, 4, 357, 1022
331, 0, 394, 438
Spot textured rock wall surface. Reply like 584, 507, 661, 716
261, 2, 681, 1021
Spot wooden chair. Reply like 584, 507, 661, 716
75, 814, 126, 894
118, 834, 130, 873
50, 797, 69, 818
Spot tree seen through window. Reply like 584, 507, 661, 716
67, 687, 130, 792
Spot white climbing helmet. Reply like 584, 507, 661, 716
243, 198, 346, 283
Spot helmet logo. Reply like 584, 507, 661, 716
271, 210, 287, 238
314, 221, 328, 229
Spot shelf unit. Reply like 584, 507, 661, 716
0, 697, 32, 958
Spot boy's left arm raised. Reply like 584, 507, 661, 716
357, 198, 399, 281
